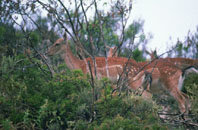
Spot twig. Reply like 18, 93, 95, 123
88, 61, 95, 122
11, 15, 54, 78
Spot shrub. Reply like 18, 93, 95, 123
75, 95, 166, 129
184, 73, 198, 122
0, 56, 168, 129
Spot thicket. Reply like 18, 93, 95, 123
0, 53, 168, 129
1, 47, 198, 129
0, 0, 198, 129
0, 24, 197, 130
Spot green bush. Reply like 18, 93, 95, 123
0, 55, 168, 129
74, 95, 166, 129
184, 73, 198, 122
89, 114, 167, 130
0, 55, 91, 129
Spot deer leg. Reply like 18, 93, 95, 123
143, 72, 152, 92
170, 88, 187, 116
140, 72, 152, 99
181, 92, 191, 114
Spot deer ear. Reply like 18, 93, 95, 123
153, 49, 157, 56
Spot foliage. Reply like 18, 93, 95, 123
132, 48, 146, 62
0, 54, 167, 129
75, 96, 166, 129
169, 26, 198, 58
184, 73, 198, 122
0, 0, 198, 129
121, 48, 146, 62
0, 23, 22, 56
0, 54, 90, 129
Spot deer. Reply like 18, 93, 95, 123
91, 45, 193, 116
46, 35, 152, 98
146, 50, 198, 90
142, 49, 198, 116
108, 48, 194, 116
47, 35, 197, 116
139, 59, 192, 116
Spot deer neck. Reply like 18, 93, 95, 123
61, 44, 83, 70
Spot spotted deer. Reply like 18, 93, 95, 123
142, 50, 198, 115
146, 50, 198, 90
109, 48, 194, 115
47, 36, 197, 115
139, 59, 192, 115
84, 45, 194, 115
46, 36, 151, 97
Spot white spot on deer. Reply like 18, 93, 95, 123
117, 74, 120, 80
141, 74, 145, 83
108, 65, 123, 69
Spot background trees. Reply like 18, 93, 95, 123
168, 27, 198, 58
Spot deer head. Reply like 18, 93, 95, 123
47, 35, 84, 70
145, 49, 158, 60
47, 38, 65, 56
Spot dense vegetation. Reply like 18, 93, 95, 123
0, 54, 166, 129
0, 0, 198, 129
0, 24, 198, 130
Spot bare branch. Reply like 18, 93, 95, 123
11, 14, 55, 78
57, 0, 77, 36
